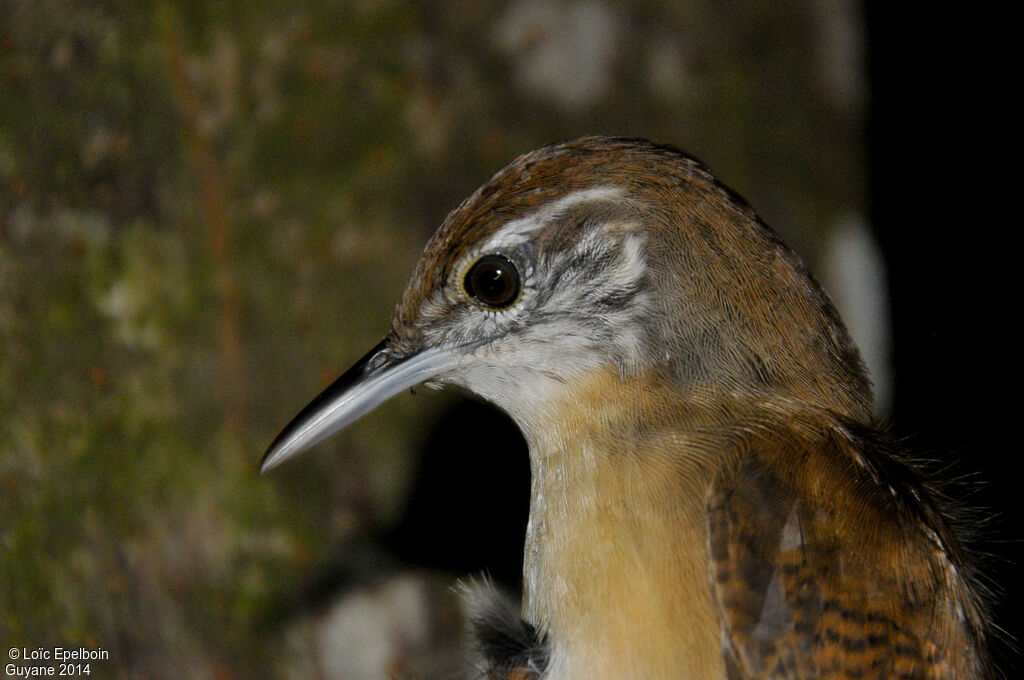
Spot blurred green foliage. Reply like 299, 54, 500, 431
1, 0, 865, 676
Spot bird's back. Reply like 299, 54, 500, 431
707, 403, 990, 680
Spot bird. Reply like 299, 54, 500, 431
261, 137, 993, 679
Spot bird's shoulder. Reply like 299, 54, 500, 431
706, 411, 991, 680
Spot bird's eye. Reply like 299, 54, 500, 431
464, 254, 521, 309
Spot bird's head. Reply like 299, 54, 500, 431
262, 137, 870, 472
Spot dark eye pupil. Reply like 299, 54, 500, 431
465, 255, 520, 308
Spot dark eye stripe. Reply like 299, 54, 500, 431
464, 255, 521, 309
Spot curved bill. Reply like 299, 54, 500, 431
261, 339, 456, 473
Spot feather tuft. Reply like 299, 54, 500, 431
458, 577, 549, 680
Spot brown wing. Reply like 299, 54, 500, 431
707, 425, 989, 680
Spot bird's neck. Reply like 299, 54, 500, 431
518, 368, 727, 680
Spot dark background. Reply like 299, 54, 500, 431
864, 4, 1019, 671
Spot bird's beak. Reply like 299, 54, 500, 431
260, 338, 457, 473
